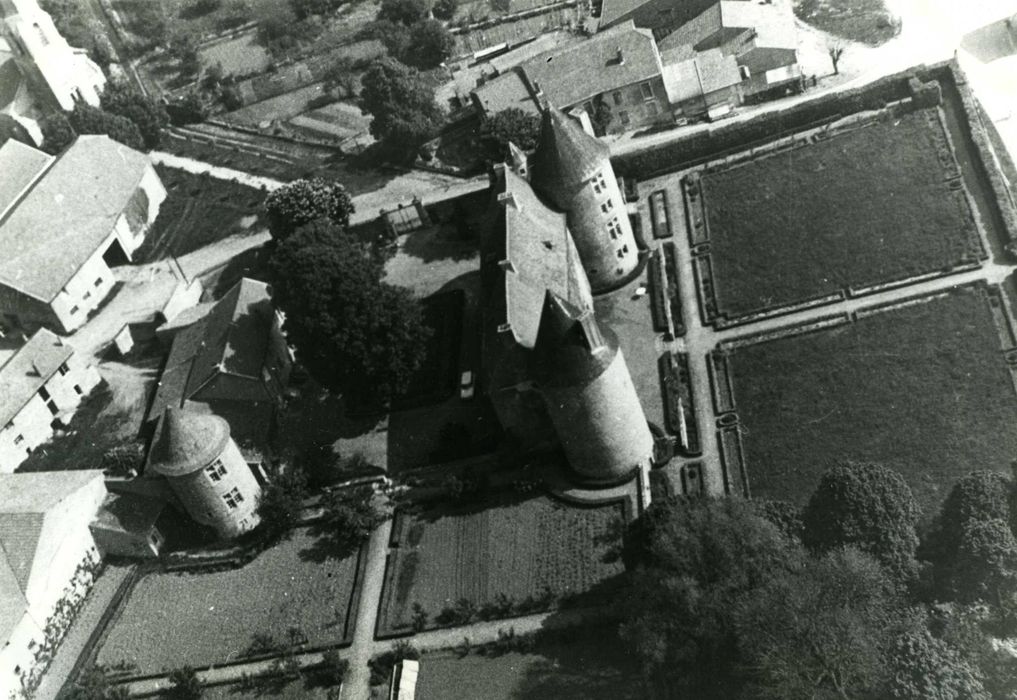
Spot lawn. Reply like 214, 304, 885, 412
702, 108, 983, 319
416, 627, 641, 700
95, 528, 361, 675
727, 286, 1017, 511
380, 495, 626, 633
136, 166, 265, 262
794, 0, 898, 46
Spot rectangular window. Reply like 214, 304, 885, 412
619, 111, 630, 126
38, 386, 50, 401
205, 459, 227, 482
640, 81, 654, 101
612, 91, 622, 105
223, 487, 244, 509
58, 363, 69, 376
601, 199, 614, 214
647, 101, 659, 115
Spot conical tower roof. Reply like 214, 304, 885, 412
148, 407, 231, 477
529, 107, 610, 208
530, 291, 617, 388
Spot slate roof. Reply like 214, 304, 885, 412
0, 135, 151, 302
472, 70, 542, 116
529, 108, 610, 207
662, 47, 743, 103
598, 0, 652, 28
518, 22, 663, 110
148, 407, 231, 477
148, 278, 276, 420
530, 291, 617, 387
0, 470, 105, 643
494, 168, 593, 349
93, 493, 165, 535
662, 0, 798, 52
0, 328, 74, 428
0, 138, 52, 219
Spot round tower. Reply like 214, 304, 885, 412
529, 108, 639, 293
530, 292, 653, 485
149, 407, 262, 539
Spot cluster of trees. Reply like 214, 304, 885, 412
621, 463, 1017, 699
39, 81, 169, 155
364, 0, 455, 69
264, 179, 430, 407
478, 107, 542, 159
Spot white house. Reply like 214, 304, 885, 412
0, 328, 101, 473
0, 470, 107, 697
0, 136, 166, 334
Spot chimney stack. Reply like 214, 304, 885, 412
616, 47, 624, 65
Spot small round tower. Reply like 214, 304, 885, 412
529, 108, 639, 293
530, 292, 653, 485
149, 407, 262, 539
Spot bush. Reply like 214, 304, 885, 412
368, 641, 420, 686
377, 0, 428, 25
179, 0, 221, 19
432, 0, 457, 19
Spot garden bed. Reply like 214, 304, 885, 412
93, 528, 361, 676
377, 494, 626, 636
726, 285, 1017, 510
701, 107, 983, 320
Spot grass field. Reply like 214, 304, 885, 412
794, 0, 898, 46
702, 109, 983, 319
95, 528, 360, 674
416, 627, 641, 700
381, 495, 625, 633
727, 286, 1017, 511
137, 166, 265, 262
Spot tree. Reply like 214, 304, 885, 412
40, 111, 76, 154
69, 103, 145, 150
407, 19, 454, 68
63, 665, 130, 699
290, 0, 343, 20
377, 0, 429, 25
99, 80, 169, 150
883, 626, 987, 699
735, 548, 914, 699
618, 497, 801, 696
360, 58, 444, 156
478, 107, 541, 158
264, 178, 355, 241
268, 220, 430, 405
317, 485, 388, 556
257, 467, 309, 539
953, 518, 1017, 606
828, 41, 846, 75
802, 462, 920, 582
163, 666, 202, 699
432, 0, 457, 20
754, 499, 804, 542
360, 19, 412, 62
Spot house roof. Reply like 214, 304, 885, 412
529, 107, 610, 207
530, 290, 617, 387
662, 47, 743, 103
0, 135, 151, 302
472, 70, 542, 116
494, 168, 593, 349
148, 406, 231, 477
0, 470, 105, 642
0, 138, 52, 219
148, 278, 276, 420
518, 22, 663, 111
93, 493, 166, 536
598, 0, 652, 28
0, 327, 75, 428
662, 0, 797, 53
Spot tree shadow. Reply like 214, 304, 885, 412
297, 525, 363, 564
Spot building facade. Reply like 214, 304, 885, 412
147, 407, 262, 539
0, 136, 166, 334
0, 328, 101, 472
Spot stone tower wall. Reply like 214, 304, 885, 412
541, 346, 653, 484
165, 439, 261, 539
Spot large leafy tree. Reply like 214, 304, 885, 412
256, 467, 309, 539
99, 80, 169, 149
802, 462, 920, 582
360, 58, 444, 156
406, 19, 454, 68
953, 518, 1017, 606
264, 178, 354, 241
377, 0, 429, 25
478, 107, 541, 159
164, 666, 202, 699
39, 111, 77, 154
883, 626, 987, 700
268, 220, 429, 407
290, 0, 343, 19
69, 104, 145, 151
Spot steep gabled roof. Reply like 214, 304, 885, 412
662, 47, 743, 103
0, 137, 52, 219
0, 327, 75, 428
661, 0, 797, 53
529, 107, 610, 207
148, 407, 231, 477
530, 290, 617, 387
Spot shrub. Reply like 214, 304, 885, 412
433, 0, 457, 19
368, 641, 420, 686
377, 0, 428, 25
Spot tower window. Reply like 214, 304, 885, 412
592, 171, 608, 194
601, 199, 614, 214
612, 91, 622, 105
205, 459, 228, 482
58, 363, 69, 375
223, 487, 244, 509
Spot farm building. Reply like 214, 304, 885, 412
0, 136, 166, 334
148, 277, 292, 445
90, 492, 167, 559
480, 107, 653, 484
660, 46, 743, 119
0, 0, 106, 143
147, 407, 262, 539
0, 470, 107, 695
472, 21, 673, 134
0, 328, 101, 473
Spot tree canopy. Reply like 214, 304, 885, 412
884, 626, 987, 700
377, 0, 429, 25
69, 103, 145, 151
256, 467, 309, 539
99, 80, 169, 149
40, 111, 77, 154
802, 462, 920, 581
264, 178, 355, 241
479, 108, 541, 159
360, 58, 444, 156
406, 19, 454, 68
268, 220, 430, 407
290, 0, 343, 19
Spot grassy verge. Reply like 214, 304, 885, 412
794, 0, 898, 46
